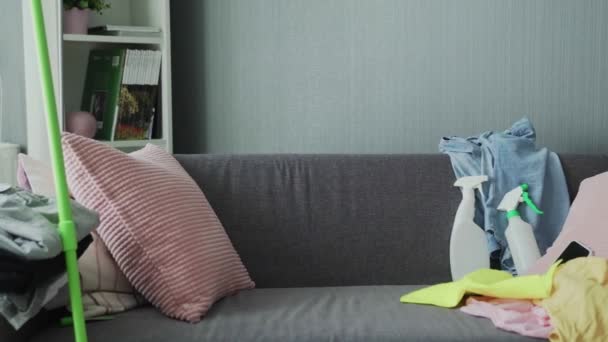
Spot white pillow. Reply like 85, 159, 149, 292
17, 153, 56, 197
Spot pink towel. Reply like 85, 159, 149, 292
460, 296, 553, 339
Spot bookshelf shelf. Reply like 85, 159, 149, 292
22, 0, 173, 160
63, 34, 162, 45
100, 139, 167, 149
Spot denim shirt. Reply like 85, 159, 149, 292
439, 118, 570, 274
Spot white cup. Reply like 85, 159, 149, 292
0, 143, 20, 186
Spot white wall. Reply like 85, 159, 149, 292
0, 0, 27, 148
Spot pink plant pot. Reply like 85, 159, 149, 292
63, 8, 90, 34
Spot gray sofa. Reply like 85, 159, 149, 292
11, 154, 608, 341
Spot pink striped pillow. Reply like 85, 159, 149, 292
62, 133, 254, 322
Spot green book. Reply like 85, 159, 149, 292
81, 49, 126, 140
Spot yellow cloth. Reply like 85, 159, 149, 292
541, 257, 608, 342
400, 263, 559, 308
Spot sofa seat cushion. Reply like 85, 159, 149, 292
33, 286, 534, 342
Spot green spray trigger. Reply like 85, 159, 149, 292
520, 184, 544, 215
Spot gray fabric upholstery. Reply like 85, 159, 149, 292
558, 154, 608, 200
30, 154, 608, 342
32, 286, 535, 342
176, 154, 461, 287
175, 153, 608, 288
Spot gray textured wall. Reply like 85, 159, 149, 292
0, 0, 26, 148
172, 0, 608, 154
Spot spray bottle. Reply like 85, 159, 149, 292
449, 175, 489, 280
497, 184, 543, 275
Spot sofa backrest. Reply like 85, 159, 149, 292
176, 154, 608, 287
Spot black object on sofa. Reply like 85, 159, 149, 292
25, 154, 608, 342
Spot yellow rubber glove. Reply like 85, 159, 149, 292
400, 262, 560, 308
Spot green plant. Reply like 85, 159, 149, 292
63, 0, 111, 14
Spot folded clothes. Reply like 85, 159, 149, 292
0, 272, 29, 294
0, 273, 67, 330
0, 186, 98, 260
0, 236, 92, 293
0, 185, 99, 329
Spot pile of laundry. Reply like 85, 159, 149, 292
401, 257, 608, 341
401, 118, 608, 341
439, 117, 570, 274
0, 184, 98, 329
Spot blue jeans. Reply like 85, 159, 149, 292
439, 118, 570, 274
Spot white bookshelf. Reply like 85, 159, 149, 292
63, 33, 163, 45
21, 0, 173, 161
102, 138, 167, 149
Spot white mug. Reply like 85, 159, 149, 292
0, 143, 20, 186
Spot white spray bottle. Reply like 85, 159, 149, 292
498, 184, 543, 275
450, 175, 489, 280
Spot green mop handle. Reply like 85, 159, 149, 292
30, 1, 88, 341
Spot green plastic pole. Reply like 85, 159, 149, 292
30, 1, 88, 341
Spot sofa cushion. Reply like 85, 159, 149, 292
32, 286, 534, 342
174, 154, 608, 287
62, 134, 254, 322
175, 154, 462, 287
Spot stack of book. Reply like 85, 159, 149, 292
81, 49, 162, 141
88, 25, 162, 38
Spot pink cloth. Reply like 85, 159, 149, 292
528, 171, 608, 275
460, 296, 553, 339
